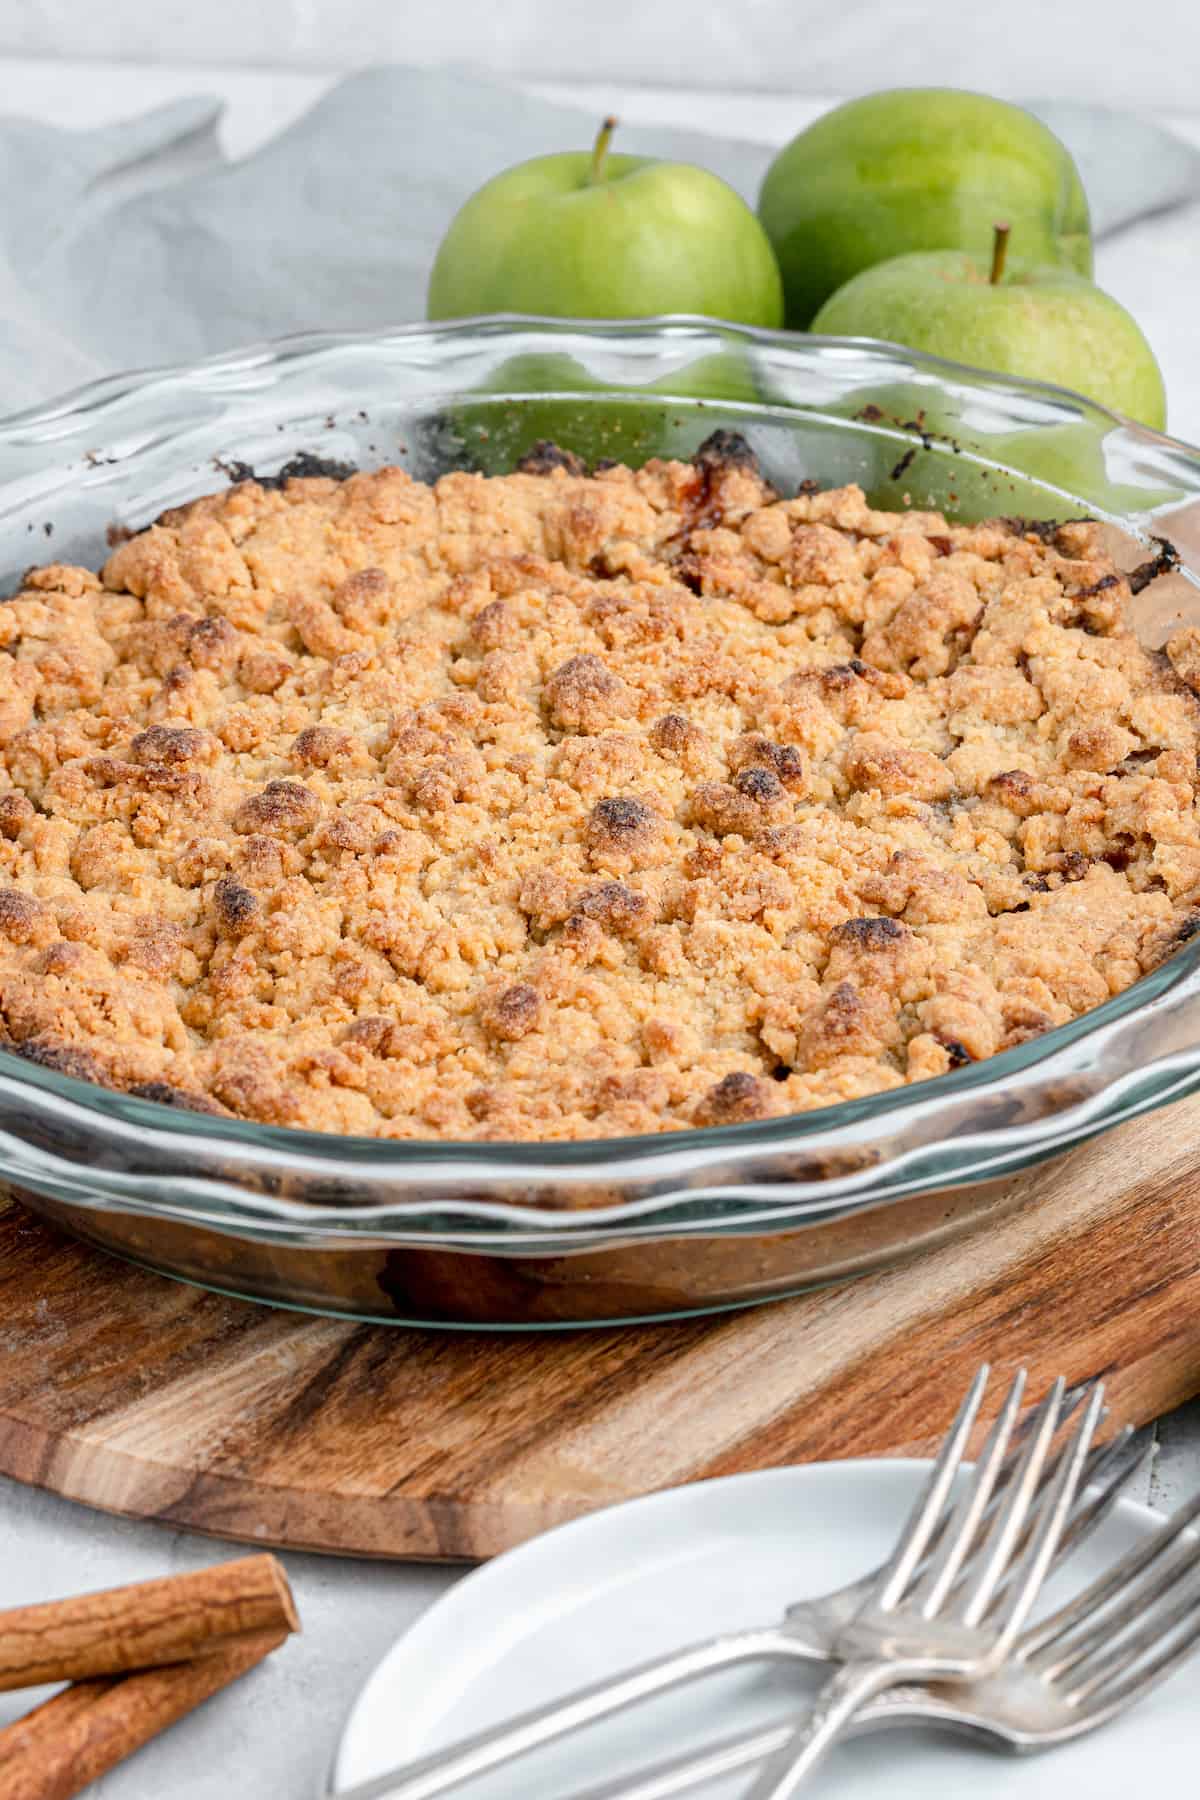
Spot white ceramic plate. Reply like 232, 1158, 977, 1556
333, 1461, 1192, 1798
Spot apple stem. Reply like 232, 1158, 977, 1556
990, 222, 1011, 285
590, 116, 618, 185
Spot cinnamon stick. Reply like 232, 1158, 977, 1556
0, 1554, 298, 1692
0, 1630, 284, 1800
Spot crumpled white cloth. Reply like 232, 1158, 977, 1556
2, 67, 1197, 414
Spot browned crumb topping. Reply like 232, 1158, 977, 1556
0, 436, 1197, 1142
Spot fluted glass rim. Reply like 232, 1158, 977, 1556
0, 310, 1196, 460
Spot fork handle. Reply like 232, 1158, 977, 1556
567, 1687, 968, 1800
743, 1661, 896, 1800
332, 1624, 809, 1800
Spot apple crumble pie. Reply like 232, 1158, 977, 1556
0, 433, 1196, 1140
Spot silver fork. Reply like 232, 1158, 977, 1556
330, 1369, 1120, 1800
574, 1487, 1200, 1800
739, 1369, 1101, 1797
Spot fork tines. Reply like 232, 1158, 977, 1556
1021, 1487, 1200, 1721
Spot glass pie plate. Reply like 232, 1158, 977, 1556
1, 317, 1200, 1329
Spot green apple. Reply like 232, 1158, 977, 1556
981, 421, 1180, 514
811, 227, 1166, 430
428, 118, 784, 328
758, 89, 1091, 328
439, 346, 767, 476
434, 351, 670, 475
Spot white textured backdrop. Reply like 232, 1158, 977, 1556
3, 0, 1200, 108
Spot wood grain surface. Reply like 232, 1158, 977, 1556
2, 1099, 1200, 1562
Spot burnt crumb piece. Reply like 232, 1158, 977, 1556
936, 1035, 974, 1068
314, 815, 371, 857
1073, 572, 1121, 600
127, 1080, 226, 1115
216, 451, 359, 489
1120, 746, 1161, 768
214, 457, 257, 484
1001, 515, 1092, 545
239, 650, 293, 694
0, 792, 34, 839
890, 446, 917, 482
815, 658, 871, 689
796, 477, 821, 496
290, 725, 355, 768
843, 733, 954, 802
83, 753, 205, 798
106, 523, 134, 547
232, 780, 321, 838
691, 429, 759, 475
335, 566, 388, 603
1128, 537, 1180, 596
9, 1036, 105, 1085
10, 563, 41, 596
333, 567, 392, 633
273, 450, 359, 485
212, 875, 260, 938
469, 599, 518, 652
36, 943, 86, 977
1064, 568, 1126, 635
733, 767, 786, 806
829, 915, 906, 952
987, 769, 1039, 816
342, 1015, 396, 1054
729, 734, 806, 790
693, 1070, 772, 1126
855, 405, 885, 423
516, 441, 588, 477
586, 795, 659, 859
570, 880, 649, 936
1171, 912, 1200, 948
673, 553, 704, 594
187, 616, 238, 670
690, 769, 789, 837
560, 913, 604, 958
1005, 516, 1056, 542
0, 888, 45, 944
650, 713, 700, 759
129, 724, 213, 766
480, 982, 542, 1042
544, 652, 627, 733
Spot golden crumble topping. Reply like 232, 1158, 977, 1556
0, 432, 1197, 1142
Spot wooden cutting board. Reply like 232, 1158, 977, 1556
2, 1096, 1200, 1562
